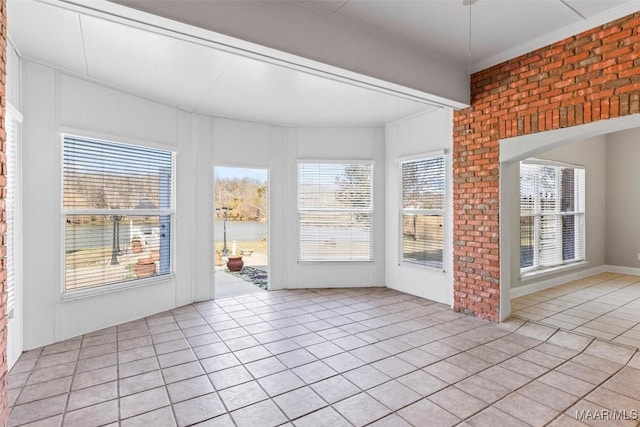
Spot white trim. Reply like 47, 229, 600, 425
296, 159, 375, 165
6, 104, 23, 123
61, 273, 175, 301
522, 158, 585, 169
602, 265, 640, 276
501, 115, 640, 163
510, 264, 606, 299
66, 209, 173, 216
397, 150, 446, 163
59, 126, 179, 153
520, 261, 589, 282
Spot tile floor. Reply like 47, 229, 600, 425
214, 269, 267, 299
8, 287, 640, 426
512, 272, 640, 347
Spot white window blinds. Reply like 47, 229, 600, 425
63, 135, 174, 292
6, 107, 22, 315
520, 160, 585, 273
401, 155, 445, 269
298, 163, 373, 262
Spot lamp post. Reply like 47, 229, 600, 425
216, 206, 230, 257
110, 207, 123, 265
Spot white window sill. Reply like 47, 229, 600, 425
520, 261, 588, 282
61, 273, 175, 302
398, 261, 446, 275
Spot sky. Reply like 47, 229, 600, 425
215, 167, 268, 183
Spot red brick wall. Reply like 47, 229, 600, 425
0, 0, 7, 423
452, 12, 640, 322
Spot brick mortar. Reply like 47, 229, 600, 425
452, 12, 640, 322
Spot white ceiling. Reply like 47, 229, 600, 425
8, 0, 434, 126
9, 0, 640, 126
298, 0, 636, 72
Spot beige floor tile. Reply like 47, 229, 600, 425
8, 394, 67, 426
66, 381, 118, 411
499, 357, 549, 379
368, 380, 422, 411
478, 366, 530, 391
273, 386, 326, 419
166, 375, 215, 404
518, 380, 578, 412
584, 340, 636, 364
585, 387, 640, 414
120, 386, 170, 419
518, 348, 565, 369
62, 400, 119, 427
556, 362, 611, 385
293, 407, 351, 427
570, 353, 623, 375
495, 392, 559, 425
516, 322, 558, 341
11, 284, 640, 427
423, 360, 471, 384
467, 407, 530, 427
538, 371, 595, 397
333, 393, 392, 426
173, 393, 228, 426
573, 326, 617, 341
396, 370, 448, 396
398, 399, 460, 427
120, 406, 176, 427
428, 386, 486, 419
455, 375, 510, 404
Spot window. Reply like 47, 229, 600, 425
298, 162, 373, 262
63, 135, 174, 293
520, 160, 585, 273
6, 106, 23, 316
400, 155, 445, 270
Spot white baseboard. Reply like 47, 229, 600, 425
602, 265, 640, 276
510, 265, 608, 299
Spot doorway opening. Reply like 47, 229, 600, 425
214, 166, 269, 298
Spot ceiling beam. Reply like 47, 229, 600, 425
103, 0, 470, 108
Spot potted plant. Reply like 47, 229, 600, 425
215, 251, 224, 266
226, 256, 243, 272
131, 237, 143, 254
134, 257, 156, 278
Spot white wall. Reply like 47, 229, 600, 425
287, 127, 386, 288
384, 109, 453, 305
22, 62, 387, 349
21, 63, 215, 348
212, 119, 386, 289
508, 136, 607, 290
212, 118, 286, 290
605, 128, 640, 268
7, 40, 21, 111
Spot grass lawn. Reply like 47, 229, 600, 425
215, 240, 268, 254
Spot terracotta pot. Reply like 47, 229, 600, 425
226, 256, 244, 272
134, 258, 156, 278
151, 250, 160, 262
215, 252, 224, 266
131, 240, 143, 254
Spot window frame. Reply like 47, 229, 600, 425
519, 158, 585, 276
297, 159, 374, 263
60, 132, 177, 299
6, 104, 23, 317
398, 151, 446, 272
